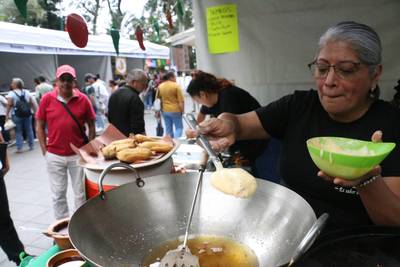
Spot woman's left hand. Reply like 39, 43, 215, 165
318, 165, 381, 187
318, 130, 383, 187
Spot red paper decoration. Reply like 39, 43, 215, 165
135, 26, 146, 51
66, 13, 89, 48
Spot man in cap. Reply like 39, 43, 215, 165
36, 65, 96, 219
108, 68, 148, 136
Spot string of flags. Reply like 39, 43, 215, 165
13, 0, 187, 55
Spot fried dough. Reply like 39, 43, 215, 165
101, 138, 136, 159
110, 138, 135, 146
101, 144, 117, 159
134, 134, 158, 143
116, 147, 153, 163
138, 141, 173, 153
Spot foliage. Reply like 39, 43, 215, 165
37, 0, 63, 30
0, 0, 63, 30
72, 0, 102, 34
0, 0, 194, 44
118, 0, 194, 45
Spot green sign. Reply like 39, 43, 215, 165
206, 4, 239, 54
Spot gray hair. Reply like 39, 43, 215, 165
317, 21, 382, 74
12, 77, 24, 88
126, 69, 147, 84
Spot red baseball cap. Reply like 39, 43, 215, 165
56, 65, 76, 79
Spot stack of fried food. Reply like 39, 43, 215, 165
101, 134, 174, 164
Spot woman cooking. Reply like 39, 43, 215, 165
186, 71, 269, 176
189, 21, 400, 231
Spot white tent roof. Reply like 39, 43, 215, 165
0, 21, 169, 59
165, 27, 195, 46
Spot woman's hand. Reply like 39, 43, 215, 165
317, 130, 383, 187
188, 115, 237, 151
318, 165, 382, 187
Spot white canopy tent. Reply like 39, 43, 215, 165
166, 27, 196, 47
0, 21, 170, 90
193, 0, 400, 104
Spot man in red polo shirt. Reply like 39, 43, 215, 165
36, 65, 95, 219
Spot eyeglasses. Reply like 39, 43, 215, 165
139, 79, 148, 85
308, 60, 363, 80
59, 75, 74, 83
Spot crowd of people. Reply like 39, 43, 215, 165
1, 20, 400, 265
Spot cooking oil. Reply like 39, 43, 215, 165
142, 235, 259, 267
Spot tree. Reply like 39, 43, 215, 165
123, 0, 194, 45
37, 0, 63, 30
76, 0, 102, 34
0, 0, 63, 29
60, 0, 103, 34
106, 0, 124, 30
0, 0, 46, 26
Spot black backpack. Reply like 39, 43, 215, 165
13, 91, 31, 118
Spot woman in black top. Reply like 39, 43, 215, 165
186, 70, 269, 176
188, 22, 400, 231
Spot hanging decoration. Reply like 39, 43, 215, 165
153, 19, 160, 42
166, 9, 173, 31
135, 26, 146, 51
110, 28, 120, 55
175, 0, 185, 23
14, 0, 28, 19
66, 13, 89, 48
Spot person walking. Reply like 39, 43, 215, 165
6, 78, 36, 153
0, 94, 10, 142
156, 71, 184, 138
143, 77, 155, 110
84, 73, 109, 133
0, 130, 27, 265
108, 69, 148, 136
34, 76, 53, 104
36, 65, 96, 219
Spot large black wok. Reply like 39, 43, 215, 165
69, 166, 326, 267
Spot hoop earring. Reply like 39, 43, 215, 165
369, 86, 376, 98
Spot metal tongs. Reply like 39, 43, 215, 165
159, 150, 208, 267
183, 113, 224, 170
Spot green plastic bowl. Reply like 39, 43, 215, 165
306, 137, 396, 180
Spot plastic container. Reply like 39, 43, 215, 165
19, 246, 61, 267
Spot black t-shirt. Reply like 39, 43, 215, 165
256, 89, 400, 231
108, 86, 145, 136
201, 85, 267, 161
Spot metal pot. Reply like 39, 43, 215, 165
293, 226, 400, 267
69, 167, 325, 267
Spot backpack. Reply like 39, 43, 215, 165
13, 91, 31, 117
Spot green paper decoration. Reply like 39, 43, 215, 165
110, 28, 120, 55
153, 20, 160, 42
14, 0, 28, 19
176, 0, 185, 22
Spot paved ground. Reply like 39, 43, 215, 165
0, 96, 197, 266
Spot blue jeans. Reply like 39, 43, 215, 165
162, 112, 183, 138
12, 115, 34, 150
95, 111, 106, 130
144, 93, 153, 109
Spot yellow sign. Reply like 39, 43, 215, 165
206, 4, 239, 54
